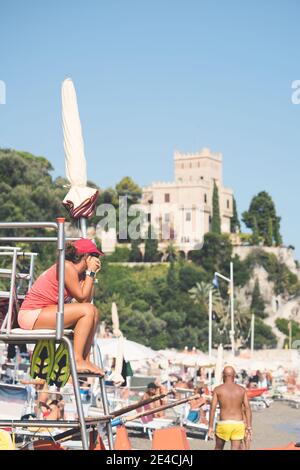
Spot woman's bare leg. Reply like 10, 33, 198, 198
83, 307, 101, 373
34, 303, 103, 375
84, 306, 99, 361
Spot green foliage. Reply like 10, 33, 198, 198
275, 318, 300, 343
245, 249, 300, 296
144, 226, 160, 262
107, 247, 130, 262
0, 149, 70, 276
230, 197, 240, 233
165, 243, 176, 262
250, 279, 267, 319
254, 318, 277, 349
251, 217, 260, 245
121, 310, 167, 348
274, 218, 283, 246
211, 181, 221, 234
167, 259, 177, 288
98, 187, 118, 206
231, 255, 251, 288
129, 239, 143, 262
178, 264, 208, 291
266, 218, 273, 247
189, 232, 232, 278
115, 176, 142, 204
242, 191, 282, 246
189, 281, 224, 319
0, 148, 295, 351
0, 149, 67, 224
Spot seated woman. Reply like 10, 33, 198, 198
18, 238, 104, 375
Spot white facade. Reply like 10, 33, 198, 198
141, 148, 234, 253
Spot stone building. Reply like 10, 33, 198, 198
141, 148, 234, 256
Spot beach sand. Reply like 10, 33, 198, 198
128, 401, 300, 450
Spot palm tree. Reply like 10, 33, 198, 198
189, 282, 225, 318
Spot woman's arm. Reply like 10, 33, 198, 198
79, 278, 95, 302
64, 259, 98, 302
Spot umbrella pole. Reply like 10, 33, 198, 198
80, 217, 87, 238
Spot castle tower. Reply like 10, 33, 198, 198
142, 148, 234, 254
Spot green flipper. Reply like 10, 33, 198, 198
49, 342, 70, 388
30, 340, 55, 383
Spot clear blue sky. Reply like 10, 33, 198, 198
1, 1, 300, 255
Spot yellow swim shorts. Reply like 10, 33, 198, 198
215, 420, 245, 442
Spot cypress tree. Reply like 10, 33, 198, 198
129, 238, 142, 262
230, 197, 240, 233
144, 225, 160, 261
211, 181, 221, 234
251, 279, 267, 318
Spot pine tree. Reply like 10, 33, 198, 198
266, 218, 273, 246
251, 279, 267, 319
251, 216, 260, 245
129, 238, 142, 262
230, 197, 240, 233
242, 191, 282, 246
211, 181, 221, 234
144, 225, 160, 261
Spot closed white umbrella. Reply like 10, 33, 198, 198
109, 336, 125, 387
111, 302, 122, 338
62, 78, 98, 220
109, 302, 124, 385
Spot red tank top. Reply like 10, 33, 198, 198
21, 264, 72, 310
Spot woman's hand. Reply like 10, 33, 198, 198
87, 256, 100, 272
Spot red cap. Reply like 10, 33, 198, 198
73, 238, 104, 256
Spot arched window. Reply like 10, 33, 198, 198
204, 194, 207, 204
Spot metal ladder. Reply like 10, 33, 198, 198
0, 219, 113, 449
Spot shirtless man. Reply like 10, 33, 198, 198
208, 366, 252, 450
142, 382, 165, 417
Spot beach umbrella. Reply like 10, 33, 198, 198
160, 350, 216, 367
98, 338, 157, 362
61, 78, 98, 222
